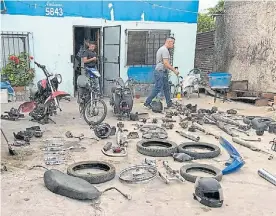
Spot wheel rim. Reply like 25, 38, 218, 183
84, 100, 105, 123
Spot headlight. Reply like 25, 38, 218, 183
55, 74, 62, 84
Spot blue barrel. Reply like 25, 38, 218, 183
208, 72, 232, 89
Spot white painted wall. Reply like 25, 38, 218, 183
1, 15, 198, 95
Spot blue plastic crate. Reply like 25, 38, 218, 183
208, 72, 232, 89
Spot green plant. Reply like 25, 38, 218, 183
1, 52, 35, 87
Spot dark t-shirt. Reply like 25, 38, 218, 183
82, 49, 97, 68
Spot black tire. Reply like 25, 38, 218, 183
67, 161, 116, 184
180, 163, 223, 183
136, 139, 178, 157
83, 99, 107, 126
251, 117, 274, 130
177, 142, 221, 159
243, 116, 260, 125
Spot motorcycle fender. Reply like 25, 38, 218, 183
45, 91, 70, 104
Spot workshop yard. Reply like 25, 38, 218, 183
1, 96, 276, 216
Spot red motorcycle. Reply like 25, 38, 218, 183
18, 61, 70, 123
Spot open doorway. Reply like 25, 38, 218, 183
72, 26, 101, 96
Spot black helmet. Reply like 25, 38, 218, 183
193, 177, 223, 208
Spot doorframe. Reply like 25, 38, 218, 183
72, 25, 102, 97
102, 25, 121, 95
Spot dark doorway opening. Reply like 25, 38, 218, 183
72, 26, 101, 96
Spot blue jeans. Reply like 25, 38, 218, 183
145, 70, 172, 106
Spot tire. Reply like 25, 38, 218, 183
251, 117, 274, 130
180, 163, 223, 183
177, 142, 221, 159
136, 139, 178, 157
243, 116, 260, 125
67, 161, 116, 184
83, 99, 107, 126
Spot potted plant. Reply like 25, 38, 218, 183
1, 52, 35, 92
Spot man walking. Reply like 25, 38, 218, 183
144, 37, 179, 109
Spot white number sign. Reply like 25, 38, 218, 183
45, 7, 63, 17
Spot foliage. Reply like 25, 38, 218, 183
1, 52, 35, 87
197, 0, 225, 33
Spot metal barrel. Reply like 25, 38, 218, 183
258, 169, 276, 186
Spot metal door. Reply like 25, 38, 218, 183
103, 25, 121, 96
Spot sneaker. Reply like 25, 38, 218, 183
165, 103, 175, 109
143, 103, 152, 110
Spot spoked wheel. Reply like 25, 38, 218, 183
83, 99, 107, 126
118, 165, 158, 184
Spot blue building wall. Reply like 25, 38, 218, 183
3, 0, 199, 23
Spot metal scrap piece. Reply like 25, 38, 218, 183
140, 125, 168, 139
127, 132, 139, 139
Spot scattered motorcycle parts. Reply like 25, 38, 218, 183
1, 129, 17, 155
268, 123, 276, 134
258, 168, 276, 186
67, 161, 116, 184
140, 118, 147, 123
127, 132, 139, 139
226, 109, 237, 115
177, 142, 221, 159
193, 177, 223, 208
152, 118, 158, 123
188, 125, 196, 132
119, 164, 158, 184
179, 121, 189, 129
203, 115, 216, 125
230, 127, 250, 136
140, 125, 168, 139
176, 130, 200, 142
1, 107, 24, 121
243, 116, 259, 125
151, 100, 163, 113
232, 137, 273, 160
161, 123, 174, 129
251, 117, 274, 131
159, 161, 185, 184
94, 123, 112, 139
270, 138, 276, 152
216, 122, 239, 137
13, 131, 31, 142
129, 112, 139, 121
144, 158, 157, 166
117, 122, 124, 128
192, 122, 219, 139
103, 142, 113, 152
44, 169, 131, 200
241, 137, 261, 142
110, 126, 116, 136
162, 118, 176, 123
180, 164, 223, 183
219, 137, 245, 175
137, 139, 178, 157
256, 129, 264, 136
172, 152, 194, 162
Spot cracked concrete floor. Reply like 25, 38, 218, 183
1, 96, 276, 216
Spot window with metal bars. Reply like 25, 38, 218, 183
1, 31, 31, 69
126, 30, 174, 66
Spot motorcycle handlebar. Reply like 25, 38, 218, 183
34, 61, 51, 77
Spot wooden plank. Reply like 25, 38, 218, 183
255, 98, 269, 106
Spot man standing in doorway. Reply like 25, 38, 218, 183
82, 40, 97, 70
144, 37, 179, 109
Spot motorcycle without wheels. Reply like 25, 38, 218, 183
77, 67, 107, 126
106, 78, 135, 119
18, 61, 70, 123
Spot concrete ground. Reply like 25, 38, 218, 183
1, 95, 276, 216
